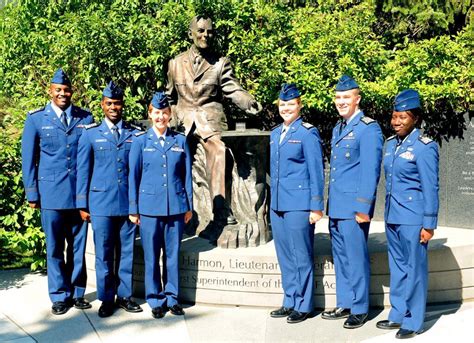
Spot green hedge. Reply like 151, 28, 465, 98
0, 0, 471, 269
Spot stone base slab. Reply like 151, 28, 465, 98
86, 219, 473, 308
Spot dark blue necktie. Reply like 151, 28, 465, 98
60, 111, 68, 129
111, 126, 120, 142
339, 121, 346, 135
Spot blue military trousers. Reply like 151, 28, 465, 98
271, 209, 314, 313
139, 214, 184, 309
91, 216, 136, 302
329, 218, 370, 314
41, 209, 88, 302
386, 224, 428, 332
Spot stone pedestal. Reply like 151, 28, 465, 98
187, 129, 271, 248
85, 219, 473, 308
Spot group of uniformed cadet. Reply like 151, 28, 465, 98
269, 78, 438, 340
21, 69, 438, 339
21, 69, 192, 319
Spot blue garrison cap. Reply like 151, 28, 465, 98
335, 75, 359, 91
51, 68, 71, 85
102, 81, 124, 99
151, 91, 169, 109
394, 89, 421, 112
279, 83, 301, 101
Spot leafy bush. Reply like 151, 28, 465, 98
0, 100, 45, 270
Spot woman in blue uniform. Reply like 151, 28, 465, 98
269, 83, 325, 324
377, 89, 439, 339
128, 91, 193, 319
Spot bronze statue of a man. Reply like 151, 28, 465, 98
166, 15, 261, 226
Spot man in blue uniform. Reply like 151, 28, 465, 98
376, 89, 439, 339
322, 75, 383, 328
21, 68, 94, 315
76, 81, 143, 318
269, 83, 325, 323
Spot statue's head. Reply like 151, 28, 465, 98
188, 16, 214, 51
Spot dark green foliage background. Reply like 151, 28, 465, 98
0, 0, 472, 269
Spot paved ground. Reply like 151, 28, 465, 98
0, 269, 472, 342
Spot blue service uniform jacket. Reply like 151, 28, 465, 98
327, 112, 383, 218
21, 103, 94, 209
76, 121, 141, 216
384, 129, 439, 229
270, 117, 325, 212
128, 128, 193, 216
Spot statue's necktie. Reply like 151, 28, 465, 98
194, 55, 202, 71
159, 136, 165, 147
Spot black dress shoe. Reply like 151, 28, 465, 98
287, 310, 309, 324
151, 306, 166, 319
73, 297, 92, 309
396, 328, 417, 339
51, 301, 71, 315
270, 307, 294, 318
168, 304, 185, 316
98, 302, 115, 318
321, 307, 351, 320
376, 319, 401, 330
116, 297, 143, 313
343, 313, 368, 329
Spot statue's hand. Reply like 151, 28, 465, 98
246, 99, 262, 115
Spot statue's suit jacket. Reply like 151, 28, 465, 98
166, 48, 255, 139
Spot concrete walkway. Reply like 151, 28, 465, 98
0, 269, 472, 342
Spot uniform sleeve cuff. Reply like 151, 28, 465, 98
354, 201, 371, 215
423, 217, 438, 229
310, 199, 324, 211
26, 192, 39, 203
76, 197, 87, 209
129, 201, 138, 214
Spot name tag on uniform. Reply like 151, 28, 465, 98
144, 148, 156, 152
171, 146, 184, 152
288, 140, 301, 144
77, 124, 86, 128
95, 139, 107, 142
399, 151, 415, 160
41, 126, 54, 130
126, 139, 133, 143
343, 132, 355, 140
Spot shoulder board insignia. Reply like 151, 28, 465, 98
73, 106, 91, 114
360, 116, 376, 125
302, 122, 314, 129
27, 107, 45, 116
134, 131, 146, 137
84, 123, 99, 130
387, 135, 396, 141
129, 123, 143, 131
270, 123, 282, 131
419, 136, 433, 145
